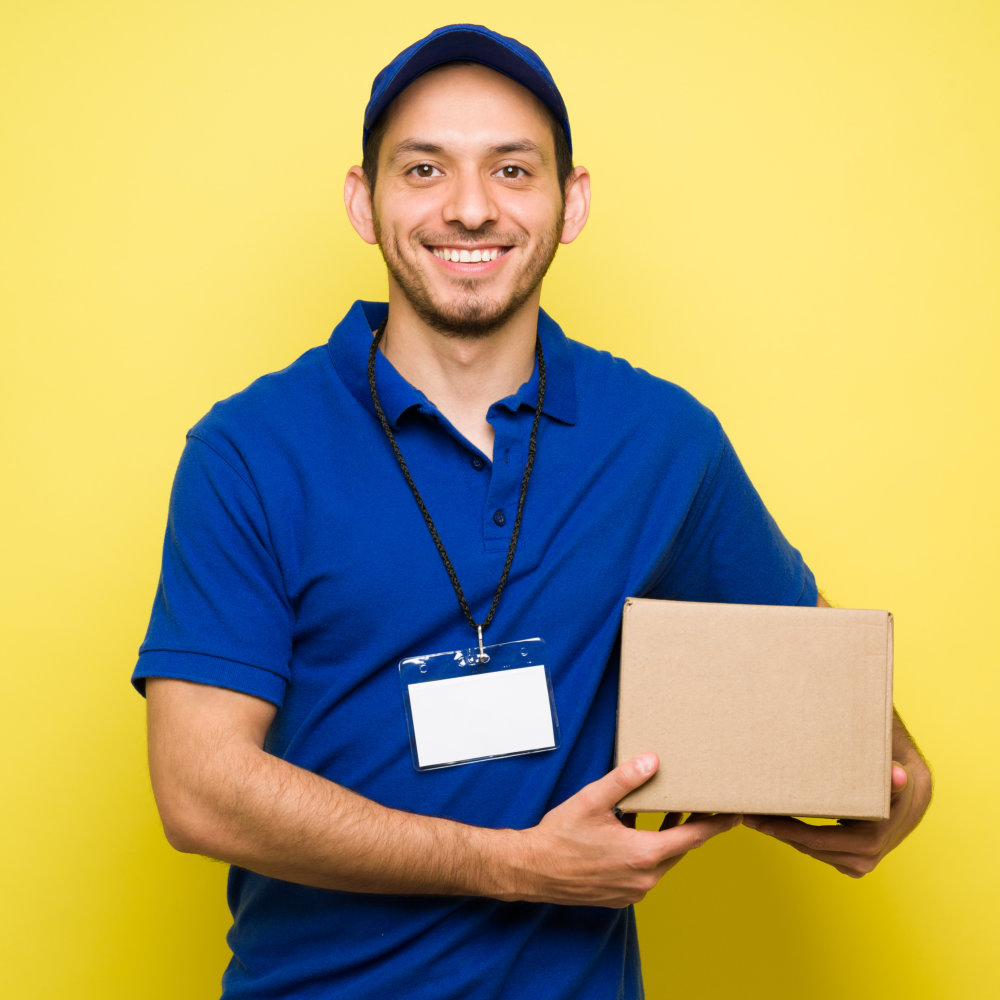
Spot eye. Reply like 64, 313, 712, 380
496, 164, 527, 180
409, 163, 442, 179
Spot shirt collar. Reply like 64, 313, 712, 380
328, 300, 578, 428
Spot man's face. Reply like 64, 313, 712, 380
369, 63, 568, 338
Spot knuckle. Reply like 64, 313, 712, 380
612, 892, 646, 910
626, 884, 650, 905
636, 871, 659, 893
678, 824, 710, 851
632, 845, 663, 871
837, 855, 878, 878
857, 831, 886, 855
689, 829, 710, 850
855, 855, 880, 875
622, 857, 660, 892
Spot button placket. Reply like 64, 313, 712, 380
483, 429, 523, 550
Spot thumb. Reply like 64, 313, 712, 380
891, 762, 908, 794
576, 753, 659, 814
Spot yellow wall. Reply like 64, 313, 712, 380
3, 1, 996, 996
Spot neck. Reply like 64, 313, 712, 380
379, 295, 540, 458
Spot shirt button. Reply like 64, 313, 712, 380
492, 509, 506, 527
471, 456, 485, 470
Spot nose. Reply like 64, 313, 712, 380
443, 168, 498, 231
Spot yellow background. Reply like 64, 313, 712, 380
3, 1, 996, 996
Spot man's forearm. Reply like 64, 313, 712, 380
148, 678, 511, 896
158, 737, 517, 897
146, 679, 737, 907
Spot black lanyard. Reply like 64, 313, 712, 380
367, 318, 546, 661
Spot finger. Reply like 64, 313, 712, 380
744, 815, 886, 856
687, 812, 743, 827
574, 753, 659, 814
780, 837, 882, 878
760, 835, 876, 877
683, 812, 714, 824
650, 811, 740, 862
743, 814, 831, 846
891, 763, 908, 793
659, 811, 740, 836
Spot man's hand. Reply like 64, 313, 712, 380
503, 753, 740, 907
742, 714, 932, 877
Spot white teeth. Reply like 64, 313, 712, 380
433, 248, 501, 262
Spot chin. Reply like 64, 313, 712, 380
413, 296, 533, 339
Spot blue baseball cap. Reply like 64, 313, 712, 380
363, 24, 572, 155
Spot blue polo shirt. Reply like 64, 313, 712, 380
135, 300, 816, 999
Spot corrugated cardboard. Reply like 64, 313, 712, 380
616, 598, 893, 819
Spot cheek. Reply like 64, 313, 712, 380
512, 195, 563, 231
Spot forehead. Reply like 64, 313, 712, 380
379, 62, 555, 153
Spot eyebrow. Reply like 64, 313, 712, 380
492, 140, 546, 159
386, 138, 549, 165
386, 140, 445, 164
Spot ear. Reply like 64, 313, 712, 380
344, 165, 378, 245
559, 165, 591, 245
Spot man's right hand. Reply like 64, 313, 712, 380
495, 753, 740, 908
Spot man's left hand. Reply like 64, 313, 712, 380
742, 715, 932, 877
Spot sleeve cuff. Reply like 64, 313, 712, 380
132, 649, 288, 707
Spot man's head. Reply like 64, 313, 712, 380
344, 27, 589, 338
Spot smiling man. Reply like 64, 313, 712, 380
134, 24, 931, 1000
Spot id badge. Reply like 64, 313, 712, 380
399, 637, 559, 770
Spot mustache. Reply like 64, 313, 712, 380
415, 229, 527, 247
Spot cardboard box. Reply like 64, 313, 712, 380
615, 598, 893, 819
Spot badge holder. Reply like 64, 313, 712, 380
400, 637, 560, 771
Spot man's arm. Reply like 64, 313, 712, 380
146, 678, 739, 908
741, 593, 932, 876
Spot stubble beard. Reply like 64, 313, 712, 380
373, 215, 564, 339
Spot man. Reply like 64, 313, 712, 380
135, 24, 931, 999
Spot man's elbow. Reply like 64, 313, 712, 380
151, 774, 228, 858
144, 678, 274, 859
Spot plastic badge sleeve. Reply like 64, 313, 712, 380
399, 637, 559, 770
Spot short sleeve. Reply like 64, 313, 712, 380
132, 434, 293, 704
655, 422, 818, 607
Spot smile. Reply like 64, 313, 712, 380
429, 247, 507, 263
